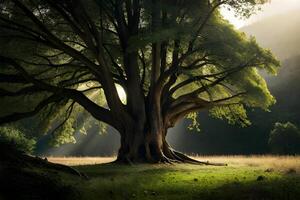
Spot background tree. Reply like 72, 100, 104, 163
0, 0, 279, 163
268, 122, 300, 155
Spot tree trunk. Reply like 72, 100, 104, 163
114, 122, 227, 166
116, 127, 167, 163
114, 123, 194, 164
112, 68, 225, 165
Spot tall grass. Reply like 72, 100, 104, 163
47, 156, 115, 166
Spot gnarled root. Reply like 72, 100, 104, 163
172, 150, 227, 166
162, 141, 227, 166
115, 144, 227, 166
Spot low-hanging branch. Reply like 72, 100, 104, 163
0, 94, 63, 125
0, 55, 116, 129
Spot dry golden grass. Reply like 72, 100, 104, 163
47, 155, 300, 173
193, 155, 300, 173
47, 156, 115, 166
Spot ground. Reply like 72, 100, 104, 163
43, 156, 300, 200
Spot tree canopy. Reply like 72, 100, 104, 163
0, 0, 279, 163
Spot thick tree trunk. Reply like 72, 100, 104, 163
115, 124, 227, 166
115, 125, 200, 164
112, 58, 225, 165
116, 127, 168, 163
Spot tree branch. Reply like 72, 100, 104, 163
0, 55, 117, 129
0, 95, 62, 125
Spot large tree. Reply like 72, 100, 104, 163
0, 0, 279, 163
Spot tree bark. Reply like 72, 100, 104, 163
116, 125, 168, 164
114, 121, 226, 165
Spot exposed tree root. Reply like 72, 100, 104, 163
114, 147, 227, 166
172, 150, 227, 166
111, 135, 227, 166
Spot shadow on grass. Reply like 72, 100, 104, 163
206, 177, 300, 200
75, 163, 300, 200
0, 166, 80, 200
1, 161, 299, 200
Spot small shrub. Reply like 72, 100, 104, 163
268, 122, 300, 155
0, 125, 36, 154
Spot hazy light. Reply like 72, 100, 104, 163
220, 0, 300, 28
116, 84, 127, 104
220, 6, 245, 29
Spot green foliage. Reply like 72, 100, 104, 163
179, 11, 279, 129
50, 118, 77, 147
0, 125, 36, 153
209, 104, 250, 127
0, 0, 279, 142
186, 112, 201, 131
223, 0, 270, 18
268, 122, 300, 155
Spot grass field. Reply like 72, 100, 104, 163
46, 156, 300, 200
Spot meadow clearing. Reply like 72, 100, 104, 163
44, 156, 300, 200
48, 155, 300, 173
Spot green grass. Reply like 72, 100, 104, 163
64, 163, 300, 200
